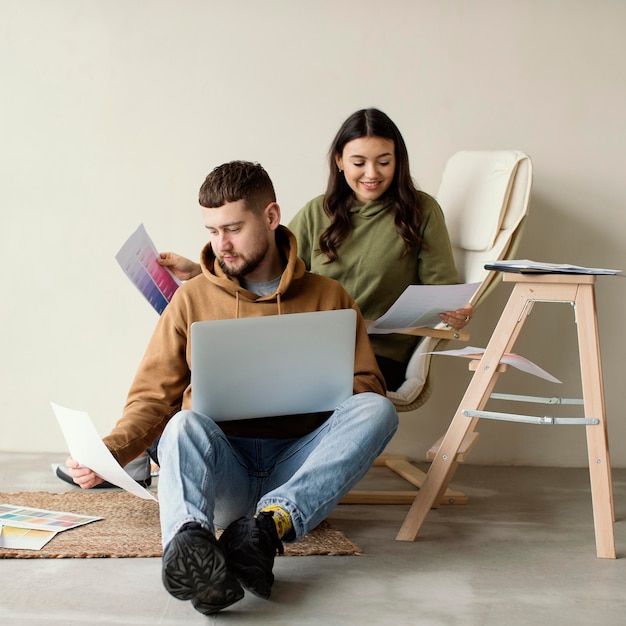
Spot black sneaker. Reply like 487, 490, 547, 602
162, 523, 244, 615
218, 512, 284, 599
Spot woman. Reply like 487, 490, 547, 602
288, 108, 471, 389
160, 108, 472, 389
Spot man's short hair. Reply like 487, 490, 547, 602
199, 161, 276, 213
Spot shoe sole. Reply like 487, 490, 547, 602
162, 532, 244, 615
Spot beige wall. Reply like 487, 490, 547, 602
1, 0, 624, 466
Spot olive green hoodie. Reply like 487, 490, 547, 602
289, 193, 458, 365
103, 226, 385, 467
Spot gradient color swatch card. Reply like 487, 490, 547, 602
0, 503, 102, 532
0, 524, 57, 550
116, 223, 181, 314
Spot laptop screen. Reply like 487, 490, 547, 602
191, 309, 356, 421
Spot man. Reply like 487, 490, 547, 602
65, 161, 398, 615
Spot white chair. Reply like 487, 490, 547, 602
343, 150, 533, 505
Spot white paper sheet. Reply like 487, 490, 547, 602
51, 402, 157, 501
424, 346, 562, 383
367, 282, 480, 334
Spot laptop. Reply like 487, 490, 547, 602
190, 309, 356, 421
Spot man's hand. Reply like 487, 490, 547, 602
64, 457, 104, 489
158, 252, 202, 281
439, 303, 474, 330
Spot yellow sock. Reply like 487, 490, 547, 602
259, 504, 292, 539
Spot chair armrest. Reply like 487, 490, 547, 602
364, 321, 469, 341
392, 327, 470, 341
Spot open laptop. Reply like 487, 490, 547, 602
190, 309, 356, 421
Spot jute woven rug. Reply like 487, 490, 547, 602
0, 491, 360, 559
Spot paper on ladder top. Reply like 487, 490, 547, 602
484, 260, 622, 276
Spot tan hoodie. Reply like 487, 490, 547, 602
103, 226, 385, 467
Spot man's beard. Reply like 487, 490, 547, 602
218, 246, 267, 279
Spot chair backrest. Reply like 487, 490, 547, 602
437, 150, 533, 307
388, 150, 533, 411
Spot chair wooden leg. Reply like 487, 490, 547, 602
340, 456, 468, 506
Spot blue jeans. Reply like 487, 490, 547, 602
157, 392, 398, 546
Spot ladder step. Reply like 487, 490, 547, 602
426, 432, 480, 462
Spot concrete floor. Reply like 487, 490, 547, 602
1, 452, 625, 625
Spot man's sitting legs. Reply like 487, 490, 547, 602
256, 392, 399, 539
157, 411, 254, 614
156, 394, 398, 615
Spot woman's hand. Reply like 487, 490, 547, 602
158, 252, 202, 281
64, 457, 103, 490
440, 303, 474, 330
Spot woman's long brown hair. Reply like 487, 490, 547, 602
320, 108, 424, 262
